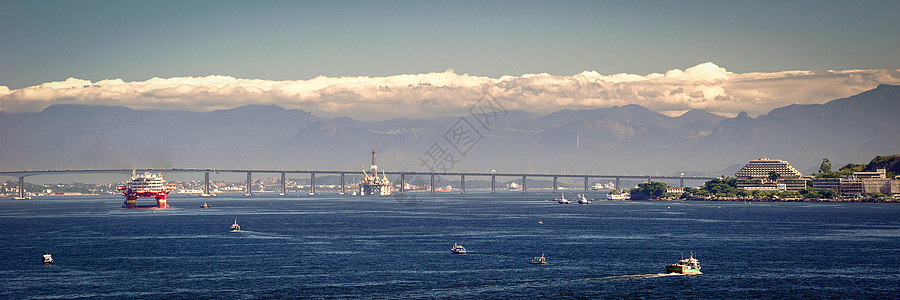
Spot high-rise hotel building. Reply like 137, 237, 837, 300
735, 158, 806, 191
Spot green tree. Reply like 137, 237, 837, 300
630, 182, 668, 200
768, 171, 780, 182
819, 158, 832, 174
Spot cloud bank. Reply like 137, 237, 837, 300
2, 62, 899, 120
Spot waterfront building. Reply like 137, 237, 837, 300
812, 169, 900, 195
666, 187, 685, 194
735, 158, 806, 191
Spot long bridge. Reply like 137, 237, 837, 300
1, 168, 718, 199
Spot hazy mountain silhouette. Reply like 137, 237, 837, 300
1, 84, 897, 179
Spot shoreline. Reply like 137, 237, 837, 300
675, 196, 899, 203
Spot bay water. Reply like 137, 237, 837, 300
2, 192, 898, 298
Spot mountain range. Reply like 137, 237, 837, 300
1, 84, 898, 178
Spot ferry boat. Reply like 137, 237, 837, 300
592, 182, 614, 191
555, 192, 569, 204
200, 202, 211, 208
576, 194, 591, 204
532, 254, 547, 264
451, 243, 467, 254
402, 182, 427, 191
508, 182, 522, 191
177, 189, 203, 194
666, 252, 701, 274
117, 170, 176, 208
42, 253, 54, 265
607, 192, 630, 200
230, 219, 241, 232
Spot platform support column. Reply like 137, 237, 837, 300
280, 172, 287, 195
18, 176, 25, 199
552, 176, 558, 193
245, 172, 252, 196
460, 175, 466, 194
522, 176, 527, 193
340, 173, 345, 195
431, 174, 435, 194
491, 176, 496, 193
310, 173, 316, 195
584, 177, 589, 192
204, 172, 210, 195
400, 174, 406, 194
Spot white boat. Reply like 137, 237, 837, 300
532, 253, 547, 264
555, 192, 569, 204
230, 219, 241, 232
576, 194, 591, 204
607, 192, 631, 200
451, 243, 467, 254
42, 253, 54, 265
508, 182, 522, 191
200, 202, 211, 208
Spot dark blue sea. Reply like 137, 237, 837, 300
2, 192, 899, 299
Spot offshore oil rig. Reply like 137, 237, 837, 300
117, 170, 176, 208
359, 149, 392, 196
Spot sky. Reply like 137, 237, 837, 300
2, 0, 899, 120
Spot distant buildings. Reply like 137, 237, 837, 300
666, 186, 685, 194
812, 169, 900, 196
734, 158, 806, 191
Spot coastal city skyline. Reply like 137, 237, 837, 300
3, 1, 900, 120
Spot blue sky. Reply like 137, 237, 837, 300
3, 0, 898, 88
1, 1, 899, 119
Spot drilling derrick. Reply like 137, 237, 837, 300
359, 149, 392, 196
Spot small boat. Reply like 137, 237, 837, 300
666, 252, 701, 274
555, 192, 569, 204
42, 253, 54, 265
576, 194, 591, 204
607, 192, 630, 200
200, 202, 211, 208
435, 185, 453, 192
451, 243, 467, 254
532, 253, 547, 264
230, 219, 241, 232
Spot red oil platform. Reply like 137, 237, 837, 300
117, 170, 176, 208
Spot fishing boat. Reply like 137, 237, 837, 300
42, 253, 54, 265
200, 202, 211, 208
532, 253, 547, 264
576, 194, 591, 204
230, 219, 241, 232
451, 243, 467, 254
555, 192, 569, 204
666, 252, 701, 274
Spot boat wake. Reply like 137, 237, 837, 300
578, 272, 702, 282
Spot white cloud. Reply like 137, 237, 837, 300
1, 63, 898, 120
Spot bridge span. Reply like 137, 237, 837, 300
1, 168, 718, 198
